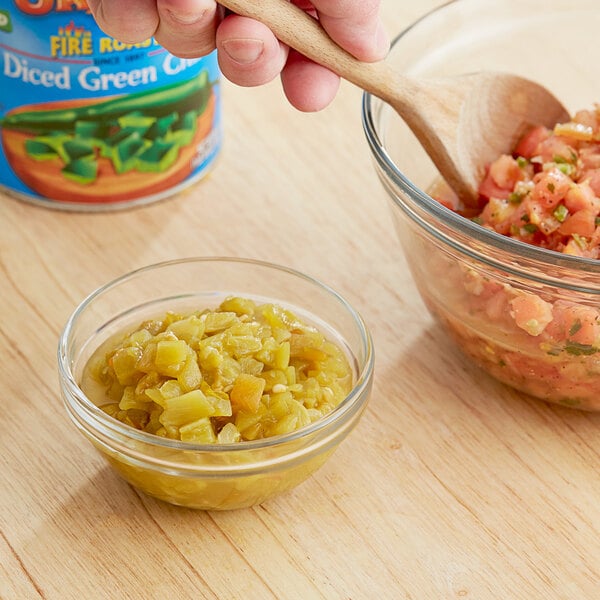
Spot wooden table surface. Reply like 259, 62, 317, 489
2, 2, 599, 598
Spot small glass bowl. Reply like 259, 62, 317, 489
363, 0, 600, 410
58, 257, 374, 509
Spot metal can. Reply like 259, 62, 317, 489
0, 1, 221, 210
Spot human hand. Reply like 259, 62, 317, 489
86, 0, 389, 111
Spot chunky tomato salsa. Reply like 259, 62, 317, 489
477, 108, 600, 258
430, 108, 600, 409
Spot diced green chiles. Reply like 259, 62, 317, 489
110, 131, 149, 174
553, 204, 569, 223
61, 157, 98, 185
165, 110, 197, 146
144, 112, 179, 140
30, 133, 71, 162
15, 71, 213, 185
159, 389, 232, 428
63, 139, 95, 161
82, 297, 353, 444
74, 120, 110, 140
117, 112, 157, 134
154, 339, 190, 376
24, 139, 59, 160
135, 139, 179, 172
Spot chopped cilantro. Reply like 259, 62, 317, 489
569, 319, 582, 336
569, 148, 578, 163
547, 182, 556, 193
564, 341, 598, 356
522, 223, 538, 234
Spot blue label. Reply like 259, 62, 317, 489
0, 2, 221, 209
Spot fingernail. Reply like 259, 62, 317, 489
167, 9, 207, 25
221, 38, 264, 64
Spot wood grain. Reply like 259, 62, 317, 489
1, 2, 599, 599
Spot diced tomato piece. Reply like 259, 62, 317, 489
579, 145, 600, 170
526, 199, 561, 235
584, 169, 600, 197
479, 197, 517, 234
531, 168, 571, 208
558, 209, 597, 237
485, 290, 509, 321
564, 180, 599, 213
568, 307, 600, 346
510, 294, 554, 336
478, 169, 511, 200
489, 155, 524, 190
506, 197, 531, 226
550, 302, 600, 346
514, 126, 550, 158
536, 135, 578, 164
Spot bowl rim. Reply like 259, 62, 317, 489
361, 0, 600, 276
58, 256, 375, 455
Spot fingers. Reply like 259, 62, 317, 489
87, 0, 159, 43
215, 1, 387, 111
280, 51, 341, 112
87, 0, 387, 112
310, 0, 389, 61
87, 0, 219, 57
217, 15, 337, 112
216, 15, 288, 88
154, 0, 219, 57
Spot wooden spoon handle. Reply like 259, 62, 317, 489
218, 0, 415, 106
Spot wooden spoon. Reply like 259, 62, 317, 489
218, 0, 569, 206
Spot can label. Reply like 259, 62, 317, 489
0, 1, 221, 209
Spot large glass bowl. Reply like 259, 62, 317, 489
58, 257, 374, 509
363, 0, 600, 410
